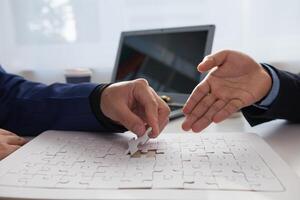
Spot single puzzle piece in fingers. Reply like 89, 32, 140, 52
126, 127, 152, 156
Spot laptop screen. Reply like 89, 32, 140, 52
113, 25, 214, 94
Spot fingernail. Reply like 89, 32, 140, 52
181, 123, 190, 132
133, 124, 145, 136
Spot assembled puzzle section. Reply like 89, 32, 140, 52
0, 131, 284, 191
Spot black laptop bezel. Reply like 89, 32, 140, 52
111, 25, 215, 83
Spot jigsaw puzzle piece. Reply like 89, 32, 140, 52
126, 127, 152, 156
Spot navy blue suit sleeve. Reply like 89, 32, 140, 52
242, 65, 300, 126
0, 67, 116, 136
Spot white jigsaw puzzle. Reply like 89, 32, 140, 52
0, 131, 285, 192
126, 127, 152, 156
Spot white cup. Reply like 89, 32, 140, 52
65, 68, 92, 83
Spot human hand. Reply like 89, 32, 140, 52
182, 50, 272, 132
100, 79, 170, 138
0, 129, 27, 160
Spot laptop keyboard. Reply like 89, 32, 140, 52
0, 132, 284, 191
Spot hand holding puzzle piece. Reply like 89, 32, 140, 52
126, 127, 152, 156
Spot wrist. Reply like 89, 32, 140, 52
100, 85, 110, 114
100, 84, 125, 126
253, 64, 280, 108
256, 66, 272, 102
90, 83, 127, 132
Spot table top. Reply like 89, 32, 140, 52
15, 112, 300, 200
163, 112, 300, 178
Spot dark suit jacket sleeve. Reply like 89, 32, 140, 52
242, 65, 300, 126
0, 67, 124, 136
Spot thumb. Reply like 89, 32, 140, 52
197, 50, 229, 72
115, 104, 146, 136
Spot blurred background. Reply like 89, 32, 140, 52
0, 0, 300, 84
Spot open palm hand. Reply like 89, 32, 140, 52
182, 50, 272, 132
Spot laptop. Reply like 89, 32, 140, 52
111, 25, 215, 119
0, 130, 299, 200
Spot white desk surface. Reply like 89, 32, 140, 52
10, 113, 300, 200
163, 112, 300, 178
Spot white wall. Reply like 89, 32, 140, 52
0, 0, 299, 84
241, 0, 300, 69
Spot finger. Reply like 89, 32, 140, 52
160, 118, 169, 134
3, 135, 27, 146
149, 118, 169, 139
182, 93, 216, 131
0, 144, 20, 160
133, 79, 160, 136
7, 144, 21, 153
0, 129, 17, 136
152, 102, 170, 138
149, 91, 170, 138
197, 50, 230, 72
190, 100, 226, 132
183, 81, 210, 115
213, 99, 244, 123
